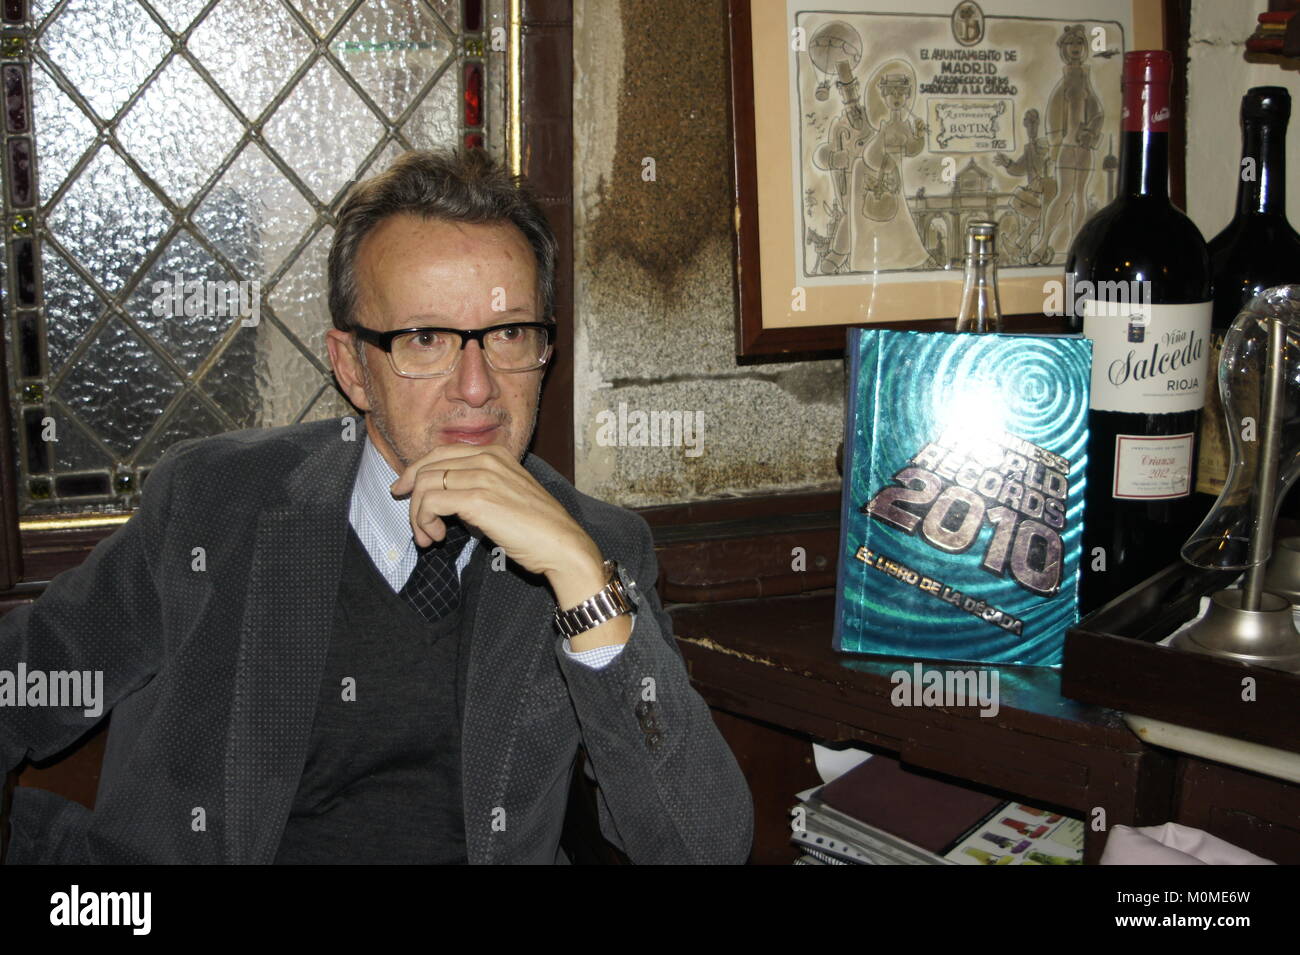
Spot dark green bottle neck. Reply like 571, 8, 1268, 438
1235, 118, 1288, 218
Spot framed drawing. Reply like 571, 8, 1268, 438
730, 0, 1180, 357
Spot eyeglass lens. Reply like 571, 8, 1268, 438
390, 325, 549, 374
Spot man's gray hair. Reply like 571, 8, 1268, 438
328, 149, 557, 342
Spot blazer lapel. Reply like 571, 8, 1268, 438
223, 425, 364, 864
460, 455, 562, 864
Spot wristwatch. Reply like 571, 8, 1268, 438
553, 559, 642, 638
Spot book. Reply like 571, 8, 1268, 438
943, 803, 1085, 865
816, 752, 1005, 855
834, 328, 1091, 665
791, 755, 1085, 865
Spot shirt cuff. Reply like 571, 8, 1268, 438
562, 612, 634, 670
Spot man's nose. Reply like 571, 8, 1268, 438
445, 339, 496, 406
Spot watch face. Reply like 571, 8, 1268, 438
615, 563, 643, 608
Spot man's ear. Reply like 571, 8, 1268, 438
326, 329, 372, 412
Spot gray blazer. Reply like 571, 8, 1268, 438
0, 418, 753, 863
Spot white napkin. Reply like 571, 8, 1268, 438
1100, 822, 1276, 865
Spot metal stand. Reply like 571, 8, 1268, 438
1172, 317, 1300, 672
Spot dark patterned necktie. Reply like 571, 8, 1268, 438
400, 518, 470, 623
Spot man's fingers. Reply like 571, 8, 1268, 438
390, 444, 514, 495
409, 488, 469, 547
412, 513, 447, 549
407, 465, 505, 504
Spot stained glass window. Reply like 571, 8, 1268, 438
1, 0, 507, 516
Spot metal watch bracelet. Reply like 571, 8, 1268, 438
553, 560, 634, 638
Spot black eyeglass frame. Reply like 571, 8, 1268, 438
351, 321, 557, 378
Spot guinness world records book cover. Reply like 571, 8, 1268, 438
833, 329, 1091, 665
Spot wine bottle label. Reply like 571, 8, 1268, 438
1081, 301, 1212, 413
1113, 432, 1194, 499
1196, 330, 1229, 495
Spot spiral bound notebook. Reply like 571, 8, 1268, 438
834, 328, 1090, 665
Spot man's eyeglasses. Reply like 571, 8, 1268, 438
351, 322, 556, 378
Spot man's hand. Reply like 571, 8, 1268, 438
389, 444, 631, 649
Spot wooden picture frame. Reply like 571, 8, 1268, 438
729, 0, 1185, 358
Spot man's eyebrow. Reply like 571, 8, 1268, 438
404, 307, 536, 322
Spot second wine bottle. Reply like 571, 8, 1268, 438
1065, 50, 1212, 614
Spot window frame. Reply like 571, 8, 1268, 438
0, 0, 575, 594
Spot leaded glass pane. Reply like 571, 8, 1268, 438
30, 0, 58, 25
147, 0, 212, 33
116, 56, 244, 204
257, 318, 333, 428
29, 61, 96, 208
428, 0, 459, 31
124, 231, 245, 375
268, 224, 331, 364
42, 402, 114, 471
189, 0, 313, 121
304, 383, 353, 420
134, 387, 232, 462
45, 145, 171, 294
363, 137, 406, 177
42, 243, 105, 374
263, 57, 384, 204
52, 316, 183, 457
8, 0, 508, 517
335, 0, 454, 122
195, 334, 261, 430
191, 141, 317, 280
39, 0, 170, 122
291, 0, 359, 35
402, 64, 458, 151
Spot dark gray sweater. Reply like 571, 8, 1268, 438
274, 527, 488, 864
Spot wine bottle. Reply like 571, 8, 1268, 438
954, 220, 1003, 332
1199, 88, 1300, 511
1066, 51, 1212, 614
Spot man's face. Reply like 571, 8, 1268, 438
326, 214, 545, 473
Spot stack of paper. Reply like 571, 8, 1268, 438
791, 754, 1083, 865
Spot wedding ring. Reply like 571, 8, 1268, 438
442, 469, 449, 491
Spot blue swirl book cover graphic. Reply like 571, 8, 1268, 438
834, 329, 1091, 666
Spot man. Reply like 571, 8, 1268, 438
1034, 24, 1103, 265
0, 149, 753, 864
993, 109, 1058, 265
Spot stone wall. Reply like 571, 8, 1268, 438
572, 0, 844, 507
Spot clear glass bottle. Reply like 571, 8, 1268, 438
955, 220, 1003, 332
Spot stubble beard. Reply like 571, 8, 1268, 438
358, 348, 541, 467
